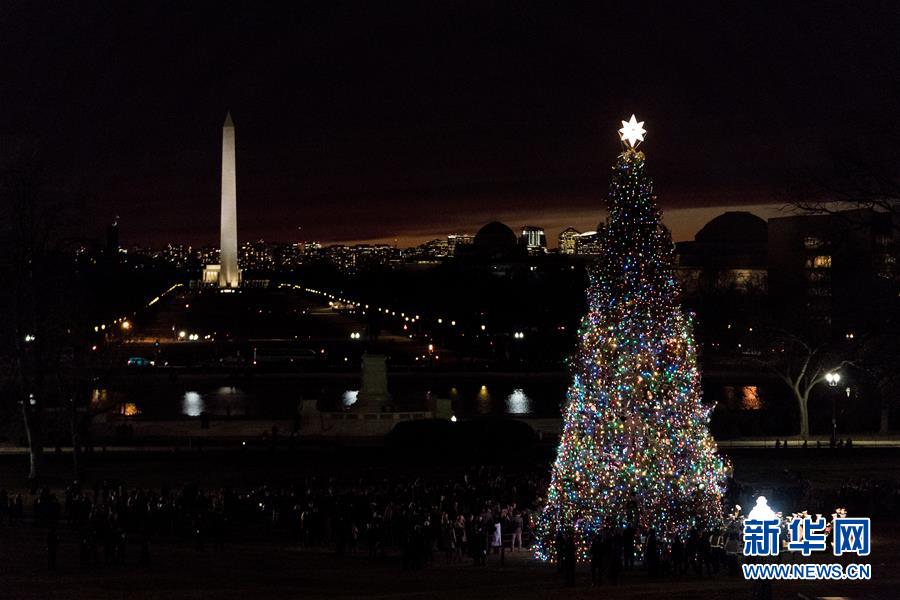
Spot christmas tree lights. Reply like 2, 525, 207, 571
534, 118, 727, 561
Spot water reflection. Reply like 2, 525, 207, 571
91, 388, 108, 407
182, 391, 205, 417
120, 402, 140, 417
506, 388, 532, 414
342, 390, 359, 408
477, 385, 491, 414
92, 378, 566, 420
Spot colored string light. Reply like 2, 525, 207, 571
534, 145, 728, 562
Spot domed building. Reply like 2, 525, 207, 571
675, 211, 768, 295
471, 221, 521, 260
694, 211, 768, 246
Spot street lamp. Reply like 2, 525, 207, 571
825, 371, 841, 444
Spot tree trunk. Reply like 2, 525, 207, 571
21, 402, 42, 481
796, 392, 809, 440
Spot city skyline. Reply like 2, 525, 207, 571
108, 202, 787, 250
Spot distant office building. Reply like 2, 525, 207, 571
448, 233, 474, 255
161, 243, 195, 270
240, 240, 275, 271
767, 208, 897, 338
323, 245, 354, 272
520, 225, 547, 255
414, 238, 449, 259
274, 243, 302, 269
558, 227, 580, 255
675, 211, 768, 297
575, 228, 604, 257
352, 244, 397, 269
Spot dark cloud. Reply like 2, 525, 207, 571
2, 2, 898, 246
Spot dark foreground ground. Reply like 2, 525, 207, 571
0, 522, 897, 600
0, 447, 898, 599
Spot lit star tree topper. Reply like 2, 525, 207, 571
534, 117, 727, 563
618, 114, 646, 148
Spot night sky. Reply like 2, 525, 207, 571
3, 2, 899, 247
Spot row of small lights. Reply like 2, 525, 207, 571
147, 283, 183, 307
726, 322, 856, 342
281, 283, 526, 341
68, 280, 524, 350
90, 284, 185, 337
94, 315, 132, 334
25, 314, 132, 351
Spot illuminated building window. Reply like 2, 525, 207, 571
740, 386, 762, 410
803, 236, 823, 249
806, 255, 832, 268
91, 388, 108, 406
722, 385, 763, 410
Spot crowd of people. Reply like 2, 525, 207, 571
772, 438, 854, 449
552, 522, 743, 588
0, 466, 547, 571
0, 466, 897, 581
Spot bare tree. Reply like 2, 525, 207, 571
0, 151, 84, 481
785, 118, 900, 435
785, 72, 900, 231
852, 326, 900, 435
791, 152, 900, 230
757, 331, 850, 440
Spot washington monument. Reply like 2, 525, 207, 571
218, 111, 240, 287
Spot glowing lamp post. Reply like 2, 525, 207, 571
826, 371, 841, 444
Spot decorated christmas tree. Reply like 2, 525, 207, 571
534, 116, 727, 561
